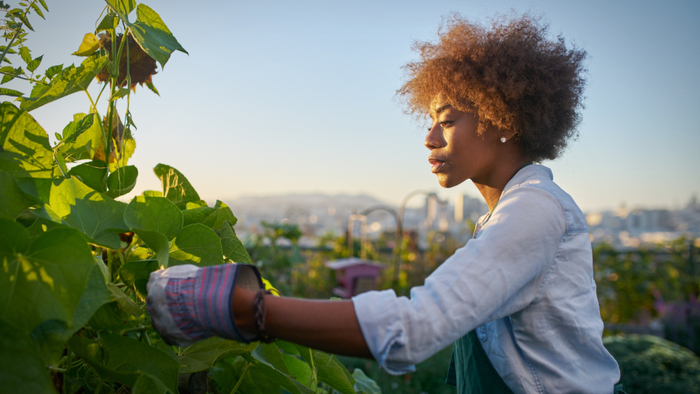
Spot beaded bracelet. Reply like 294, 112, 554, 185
253, 289, 275, 343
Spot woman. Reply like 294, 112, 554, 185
147, 13, 622, 393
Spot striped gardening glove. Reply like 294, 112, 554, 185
146, 263, 267, 347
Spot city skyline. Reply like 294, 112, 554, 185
15, 0, 700, 212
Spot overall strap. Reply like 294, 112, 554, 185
446, 330, 515, 394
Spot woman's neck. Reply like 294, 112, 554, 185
474, 159, 533, 212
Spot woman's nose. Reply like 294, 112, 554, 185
425, 123, 445, 150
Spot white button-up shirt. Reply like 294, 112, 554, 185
352, 165, 620, 393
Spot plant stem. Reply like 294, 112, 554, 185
47, 366, 66, 373
309, 348, 318, 391
94, 378, 104, 394
229, 362, 251, 394
120, 325, 148, 334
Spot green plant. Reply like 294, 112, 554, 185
0, 1, 379, 393
604, 334, 700, 393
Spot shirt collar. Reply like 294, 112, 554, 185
501, 164, 553, 196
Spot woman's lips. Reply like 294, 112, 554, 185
428, 158, 445, 173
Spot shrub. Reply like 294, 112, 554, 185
604, 334, 700, 393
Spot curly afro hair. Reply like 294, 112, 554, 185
397, 13, 587, 162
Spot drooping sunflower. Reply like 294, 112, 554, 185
96, 32, 157, 90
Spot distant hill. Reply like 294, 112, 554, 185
225, 193, 395, 228
228, 193, 390, 210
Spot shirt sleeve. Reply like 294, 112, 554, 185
351, 185, 566, 374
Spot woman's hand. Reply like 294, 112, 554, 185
146, 263, 265, 347
147, 263, 372, 359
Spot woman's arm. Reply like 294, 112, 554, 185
232, 286, 373, 359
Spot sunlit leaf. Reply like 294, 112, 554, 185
19, 47, 31, 64
0, 169, 34, 219
0, 87, 23, 97
221, 220, 252, 264
105, 0, 136, 23
58, 113, 103, 162
37, 177, 129, 248
169, 223, 224, 267
16, 10, 33, 31
44, 64, 62, 79
26, 55, 41, 72
128, 4, 188, 68
29, 2, 44, 19
0, 102, 54, 179
19, 55, 108, 111
183, 200, 237, 230
153, 163, 201, 209
72, 33, 100, 57
96, 12, 119, 33
0, 227, 98, 334
124, 195, 183, 240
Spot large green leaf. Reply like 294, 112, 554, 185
128, 4, 187, 69
153, 164, 200, 209
221, 219, 252, 264
68, 332, 180, 393
0, 102, 53, 179
169, 223, 224, 266
119, 259, 158, 300
57, 113, 102, 162
183, 200, 237, 230
19, 55, 108, 111
283, 353, 314, 388
31, 263, 111, 366
39, 177, 129, 249
67, 160, 108, 193
88, 282, 145, 330
0, 227, 97, 334
0, 169, 35, 220
105, 165, 138, 198
253, 342, 290, 375
133, 229, 170, 268
242, 353, 315, 394
124, 195, 183, 240
0, 324, 56, 394
178, 337, 257, 374
295, 344, 357, 394
132, 373, 171, 394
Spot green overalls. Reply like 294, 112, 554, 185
445, 330, 628, 393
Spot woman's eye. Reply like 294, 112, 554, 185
439, 120, 453, 127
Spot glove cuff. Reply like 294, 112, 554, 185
191, 263, 264, 342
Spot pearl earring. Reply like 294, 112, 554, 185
500, 137, 507, 143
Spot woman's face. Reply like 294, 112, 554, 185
425, 97, 503, 188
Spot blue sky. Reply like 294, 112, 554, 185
17, 0, 700, 211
